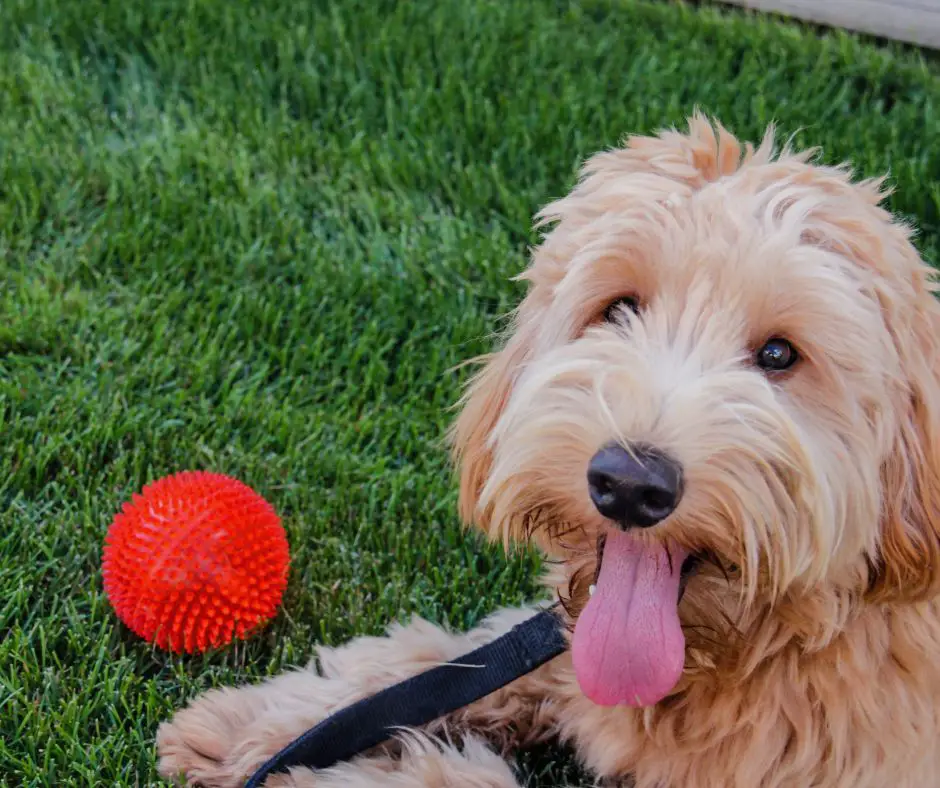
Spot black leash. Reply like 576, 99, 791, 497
245, 607, 567, 787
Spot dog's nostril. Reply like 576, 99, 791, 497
640, 487, 673, 512
587, 443, 683, 529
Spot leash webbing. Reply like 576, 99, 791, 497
245, 608, 567, 787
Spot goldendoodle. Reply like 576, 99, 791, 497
157, 115, 940, 787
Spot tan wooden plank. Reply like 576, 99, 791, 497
717, 0, 940, 49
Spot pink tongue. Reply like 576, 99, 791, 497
572, 531, 687, 707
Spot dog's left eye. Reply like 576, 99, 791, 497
603, 296, 640, 323
756, 337, 798, 371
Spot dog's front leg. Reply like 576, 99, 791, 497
156, 606, 560, 787
250, 733, 525, 788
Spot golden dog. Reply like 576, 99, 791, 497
158, 115, 940, 787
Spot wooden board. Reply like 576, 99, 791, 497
717, 0, 940, 49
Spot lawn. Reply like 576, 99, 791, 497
1, 0, 939, 785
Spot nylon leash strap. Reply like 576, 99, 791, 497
245, 608, 567, 787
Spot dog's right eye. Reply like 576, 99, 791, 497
603, 296, 640, 323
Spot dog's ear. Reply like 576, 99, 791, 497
450, 313, 536, 538
871, 290, 940, 602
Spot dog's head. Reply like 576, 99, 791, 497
451, 115, 940, 707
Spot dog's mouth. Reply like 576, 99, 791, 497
572, 531, 702, 709
589, 535, 702, 601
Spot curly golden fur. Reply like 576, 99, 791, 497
157, 115, 940, 787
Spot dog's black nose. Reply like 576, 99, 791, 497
587, 443, 683, 528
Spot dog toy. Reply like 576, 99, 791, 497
102, 471, 289, 654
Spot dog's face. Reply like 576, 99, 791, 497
452, 116, 940, 708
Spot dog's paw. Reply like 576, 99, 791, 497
156, 687, 261, 787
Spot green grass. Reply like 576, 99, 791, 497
1, 0, 938, 784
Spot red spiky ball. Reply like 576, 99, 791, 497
102, 471, 290, 654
